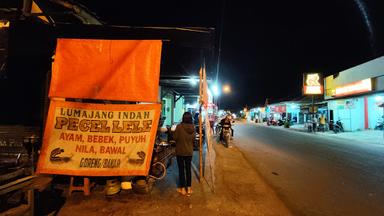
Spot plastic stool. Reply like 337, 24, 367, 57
69, 177, 90, 196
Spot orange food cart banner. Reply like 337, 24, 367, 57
49, 39, 162, 102
36, 100, 161, 176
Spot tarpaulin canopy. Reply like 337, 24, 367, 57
49, 39, 162, 102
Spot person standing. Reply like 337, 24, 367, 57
312, 114, 318, 133
174, 112, 195, 196
319, 114, 326, 132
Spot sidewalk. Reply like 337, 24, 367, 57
55, 137, 292, 216
287, 124, 384, 145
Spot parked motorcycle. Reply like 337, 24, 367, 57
317, 123, 327, 132
374, 117, 384, 130
194, 124, 205, 150
267, 118, 278, 126
332, 120, 344, 133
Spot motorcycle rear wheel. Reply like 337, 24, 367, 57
223, 133, 230, 148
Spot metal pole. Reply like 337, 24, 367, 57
312, 95, 314, 132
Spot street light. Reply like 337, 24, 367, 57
223, 84, 231, 94
185, 77, 198, 86
212, 84, 220, 96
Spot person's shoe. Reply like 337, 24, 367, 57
186, 187, 193, 197
177, 187, 186, 195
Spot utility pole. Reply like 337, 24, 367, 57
214, 0, 226, 109
312, 95, 315, 132
216, 0, 226, 83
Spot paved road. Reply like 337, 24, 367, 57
233, 122, 384, 216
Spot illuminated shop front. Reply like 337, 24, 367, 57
298, 100, 328, 124
324, 56, 384, 131
267, 104, 286, 120
266, 102, 301, 123
286, 103, 301, 123
249, 107, 267, 123
161, 92, 186, 127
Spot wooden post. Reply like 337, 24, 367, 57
199, 105, 203, 183
204, 108, 215, 192
28, 188, 34, 216
199, 67, 203, 182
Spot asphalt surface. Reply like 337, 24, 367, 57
233, 122, 384, 216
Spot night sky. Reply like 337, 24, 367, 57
77, 1, 384, 111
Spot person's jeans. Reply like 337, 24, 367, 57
176, 156, 192, 188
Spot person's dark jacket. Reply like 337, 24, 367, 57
220, 118, 231, 128
174, 123, 195, 156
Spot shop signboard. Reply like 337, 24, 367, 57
36, 39, 162, 177
0, 20, 10, 78
308, 106, 318, 113
333, 78, 372, 97
303, 73, 323, 95
36, 100, 161, 176
272, 105, 286, 113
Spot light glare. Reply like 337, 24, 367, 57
189, 78, 197, 86
375, 96, 384, 102
212, 84, 220, 96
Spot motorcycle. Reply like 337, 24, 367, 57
374, 117, 384, 130
332, 120, 344, 133
267, 118, 278, 126
215, 122, 222, 136
194, 124, 205, 150
221, 125, 231, 148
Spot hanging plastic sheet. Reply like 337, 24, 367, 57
49, 39, 162, 102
